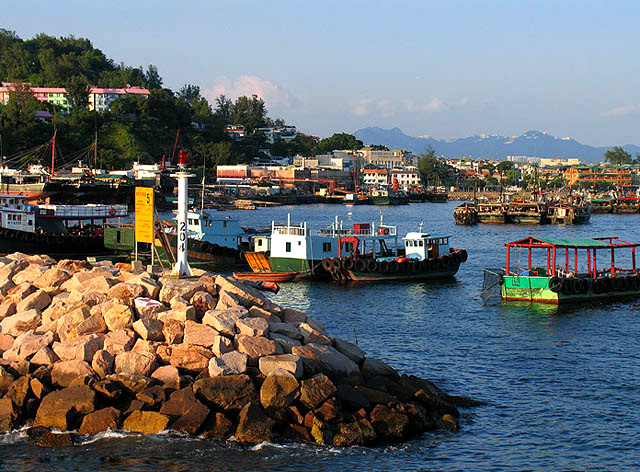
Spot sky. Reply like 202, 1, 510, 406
6, 0, 640, 145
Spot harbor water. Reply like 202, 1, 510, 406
2, 202, 640, 471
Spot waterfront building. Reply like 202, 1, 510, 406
363, 168, 389, 186
357, 148, 404, 169
564, 166, 634, 187
391, 169, 421, 190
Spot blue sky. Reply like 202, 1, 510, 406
7, 0, 640, 145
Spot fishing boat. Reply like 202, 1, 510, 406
242, 215, 467, 282
489, 236, 640, 304
613, 196, 640, 214
589, 196, 614, 214
343, 193, 370, 206
453, 202, 479, 225
547, 202, 591, 225
477, 202, 507, 224
0, 194, 125, 257
369, 187, 409, 205
506, 198, 548, 224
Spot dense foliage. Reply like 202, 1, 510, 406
0, 29, 325, 174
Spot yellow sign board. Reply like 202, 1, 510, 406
135, 187, 154, 243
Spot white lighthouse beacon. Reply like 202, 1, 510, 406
171, 150, 195, 277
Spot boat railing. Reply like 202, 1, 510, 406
273, 225, 306, 236
316, 225, 397, 237
38, 204, 129, 218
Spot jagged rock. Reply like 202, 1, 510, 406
115, 350, 156, 377
158, 307, 196, 323
5, 282, 36, 305
151, 365, 181, 389
333, 338, 366, 364
169, 296, 190, 310
103, 303, 135, 331
235, 402, 274, 444
297, 323, 331, 345
249, 306, 281, 323
29, 377, 49, 399
132, 317, 164, 341
92, 349, 114, 378
202, 307, 247, 336
0, 333, 14, 351
333, 418, 376, 446
236, 335, 281, 363
201, 412, 233, 439
51, 360, 94, 387
1, 309, 42, 337
355, 385, 396, 405
0, 280, 15, 298
215, 291, 242, 310
4, 330, 54, 361
41, 300, 68, 326
208, 351, 248, 376
71, 313, 107, 338
52, 335, 103, 363
78, 407, 120, 435
77, 275, 118, 294
183, 320, 218, 347
155, 344, 172, 365
57, 259, 92, 272
36, 430, 75, 447
136, 385, 166, 406
103, 329, 136, 355
269, 332, 302, 353
34, 385, 96, 430
134, 298, 168, 319
56, 306, 90, 342
158, 278, 204, 304
0, 358, 29, 377
132, 276, 161, 299
13, 265, 48, 286
211, 335, 234, 356
162, 319, 184, 345
369, 404, 411, 442
190, 291, 216, 314
437, 413, 459, 432
292, 343, 360, 380
169, 343, 213, 372
310, 416, 333, 445
108, 282, 145, 304
0, 260, 28, 283
0, 301, 16, 321
16, 289, 51, 313
299, 374, 337, 409
215, 275, 270, 309
122, 410, 169, 434
260, 371, 299, 409
258, 354, 303, 379
0, 397, 18, 431
269, 322, 302, 340
34, 267, 71, 289
30, 347, 59, 366
282, 308, 307, 325
193, 374, 258, 411
5, 375, 30, 408
361, 358, 399, 379
160, 387, 210, 435
336, 384, 371, 410
107, 373, 155, 394
236, 317, 269, 337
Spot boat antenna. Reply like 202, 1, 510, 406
418, 219, 424, 233
379, 208, 383, 226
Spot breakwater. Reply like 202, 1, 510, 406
0, 252, 479, 448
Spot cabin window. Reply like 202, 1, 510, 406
418, 240, 424, 247
323, 242, 332, 252
285, 242, 291, 252
116, 231, 121, 244
344, 242, 353, 252
223, 221, 228, 228
257, 239, 263, 247
28, 220, 32, 226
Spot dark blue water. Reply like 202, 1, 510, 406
2, 202, 639, 471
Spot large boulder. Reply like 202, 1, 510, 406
162, 319, 184, 345
260, 371, 299, 409
160, 387, 210, 435
72, 312, 108, 337
122, 410, 169, 434
215, 275, 270, 309
361, 358, 399, 379
333, 338, 366, 364
190, 291, 217, 314
292, 343, 360, 379
107, 282, 145, 304
158, 278, 205, 304
369, 404, 411, 442
133, 298, 167, 319
114, 350, 156, 377
169, 343, 213, 372
34, 385, 96, 430
34, 267, 71, 289
235, 402, 274, 444
0, 309, 42, 337
211, 335, 234, 356
269, 333, 302, 353
299, 374, 337, 409
0, 301, 16, 321
183, 320, 218, 347
193, 374, 258, 411
51, 360, 94, 387
16, 289, 51, 313
208, 351, 248, 377
269, 322, 302, 340
103, 304, 134, 331
78, 407, 120, 435
236, 335, 281, 364
0, 397, 18, 431
3, 330, 54, 361
103, 329, 136, 355
92, 349, 115, 378
30, 346, 59, 366
132, 317, 164, 341
56, 306, 91, 342
258, 354, 303, 379
202, 307, 247, 336
150, 365, 181, 390
236, 317, 269, 337
52, 335, 103, 363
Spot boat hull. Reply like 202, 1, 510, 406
478, 214, 506, 224
0, 227, 109, 259
507, 214, 545, 224
344, 263, 460, 282
502, 275, 640, 304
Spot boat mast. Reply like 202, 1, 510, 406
201, 158, 205, 213
50, 129, 56, 176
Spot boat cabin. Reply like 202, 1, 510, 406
181, 211, 245, 249
402, 232, 450, 260
0, 194, 35, 232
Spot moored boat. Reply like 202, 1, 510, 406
477, 202, 507, 224
547, 203, 591, 225
453, 202, 479, 225
613, 196, 640, 214
506, 198, 548, 224
491, 236, 640, 304
589, 197, 614, 214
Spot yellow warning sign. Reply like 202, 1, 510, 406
135, 187, 154, 243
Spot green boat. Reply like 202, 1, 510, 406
495, 236, 640, 304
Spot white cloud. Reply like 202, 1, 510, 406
602, 105, 640, 117
203, 75, 298, 109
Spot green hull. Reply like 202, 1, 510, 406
508, 215, 545, 224
502, 275, 640, 304
269, 257, 317, 276
478, 214, 506, 224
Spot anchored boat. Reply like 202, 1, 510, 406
239, 215, 467, 282
489, 236, 640, 304
547, 202, 592, 225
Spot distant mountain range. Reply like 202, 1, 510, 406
353, 127, 640, 163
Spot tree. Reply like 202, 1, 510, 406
496, 161, 513, 173
214, 95, 232, 119
145, 64, 163, 89
65, 75, 90, 113
418, 145, 451, 186
604, 146, 632, 165
317, 133, 363, 153
177, 84, 201, 104
230, 95, 267, 133
369, 144, 389, 151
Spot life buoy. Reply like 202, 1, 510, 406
593, 278, 602, 294
109, 207, 116, 216
330, 270, 343, 281
378, 261, 390, 273
623, 276, 633, 291
331, 258, 342, 271
321, 258, 333, 272
342, 257, 355, 271
604, 277, 614, 293
366, 259, 378, 272
355, 259, 367, 272
201, 242, 213, 253
400, 261, 411, 273
548, 276, 563, 293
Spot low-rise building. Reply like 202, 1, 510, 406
391, 169, 421, 190
358, 148, 404, 169
363, 168, 388, 186
224, 125, 246, 140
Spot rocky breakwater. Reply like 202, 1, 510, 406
0, 252, 482, 448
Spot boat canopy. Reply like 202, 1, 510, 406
505, 236, 639, 249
